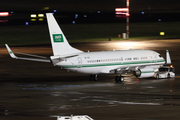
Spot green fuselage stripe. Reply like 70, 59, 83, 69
58, 59, 165, 69
141, 71, 154, 73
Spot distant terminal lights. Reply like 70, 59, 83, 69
31, 14, 44, 18
115, 8, 129, 17
0, 12, 9, 16
38, 14, 44, 17
30, 14, 44, 22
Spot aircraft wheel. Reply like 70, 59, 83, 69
168, 73, 170, 78
115, 76, 120, 82
90, 75, 94, 81
120, 76, 124, 82
90, 74, 98, 81
94, 75, 98, 81
156, 74, 159, 79
115, 76, 124, 82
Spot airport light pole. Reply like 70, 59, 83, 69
126, 0, 129, 39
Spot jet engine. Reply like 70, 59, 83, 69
134, 67, 155, 78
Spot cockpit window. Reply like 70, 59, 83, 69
159, 55, 162, 58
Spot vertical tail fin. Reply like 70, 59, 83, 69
166, 50, 171, 64
46, 13, 83, 56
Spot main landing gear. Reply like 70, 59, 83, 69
90, 74, 98, 81
89, 74, 124, 82
115, 76, 124, 83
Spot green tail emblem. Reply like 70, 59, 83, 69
53, 34, 64, 42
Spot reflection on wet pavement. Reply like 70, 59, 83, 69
1, 76, 180, 120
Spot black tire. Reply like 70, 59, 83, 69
90, 75, 98, 81
168, 73, 170, 78
115, 76, 120, 82
156, 74, 159, 79
90, 75, 94, 81
94, 75, 98, 81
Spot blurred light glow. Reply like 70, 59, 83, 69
115, 8, 128, 12
72, 21, 75, 24
31, 14, 37, 18
160, 32, 165, 35
117, 42, 140, 47
116, 42, 143, 49
0, 12, 9, 16
44, 7, 49, 10
38, 18, 44, 21
38, 14, 44, 17
75, 14, 78, 18
0, 20, 8, 22
54, 10, 57, 13
115, 8, 129, 17
141, 12, 144, 14
115, 12, 127, 15
31, 19, 36, 21
25, 22, 29, 25
126, 13, 130, 17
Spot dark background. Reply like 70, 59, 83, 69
1, 0, 180, 11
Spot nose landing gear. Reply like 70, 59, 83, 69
115, 76, 124, 83
90, 74, 98, 81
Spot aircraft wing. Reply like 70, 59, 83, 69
100, 65, 147, 74
5, 44, 51, 63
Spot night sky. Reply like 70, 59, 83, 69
1, 0, 180, 12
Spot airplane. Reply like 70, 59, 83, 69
5, 13, 166, 82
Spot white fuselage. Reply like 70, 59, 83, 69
55, 49, 165, 74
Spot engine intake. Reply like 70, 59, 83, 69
134, 67, 155, 78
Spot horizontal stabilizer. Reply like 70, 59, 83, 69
14, 52, 48, 59
5, 44, 17, 59
5, 44, 51, 63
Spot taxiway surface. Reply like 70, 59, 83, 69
0, 39, 180, 120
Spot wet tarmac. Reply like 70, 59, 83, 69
0, 39, 180, 120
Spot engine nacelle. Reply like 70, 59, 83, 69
134, 67, 155, 78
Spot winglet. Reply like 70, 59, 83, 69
166, 50, 171, 64
5, 44, 17, 59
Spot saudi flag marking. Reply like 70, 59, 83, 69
53, 34, 64, 42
